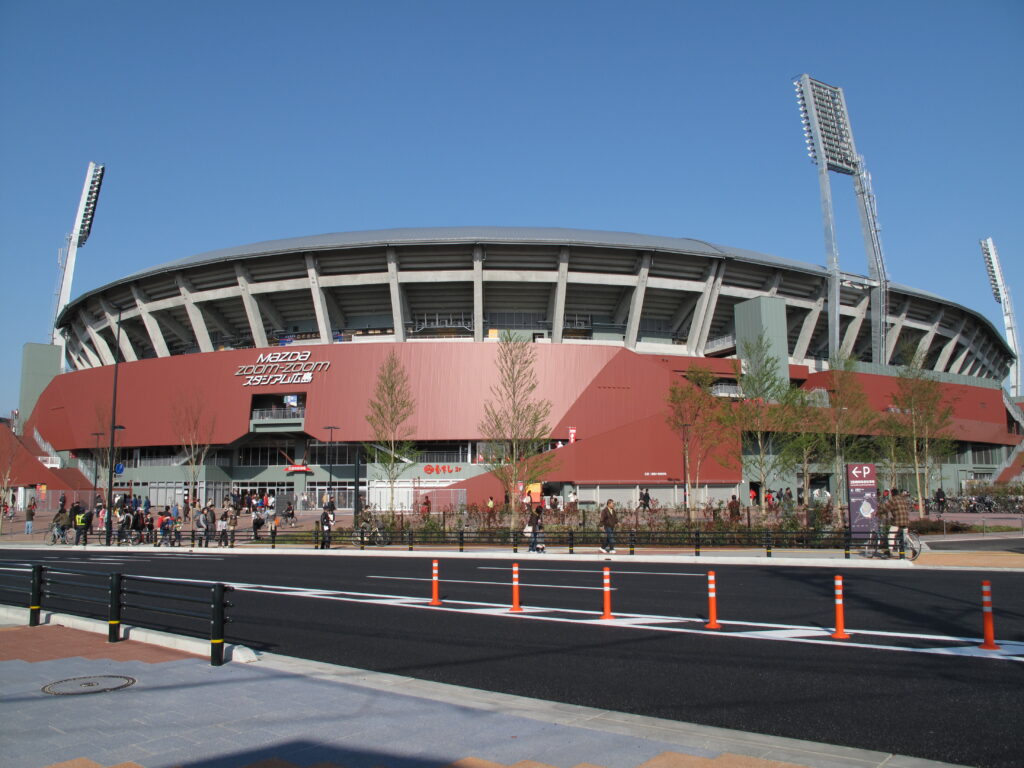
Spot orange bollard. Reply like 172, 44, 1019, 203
979, 580, 1000, 650
600, 566, 614, 620
510, 563, 523, 613
831, 574, 850, 640
429, 559, 443, 606
705, 570, 721, 629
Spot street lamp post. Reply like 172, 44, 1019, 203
105, 306, 123, 546
323, 425, 339, 510
90, 431, 104, 506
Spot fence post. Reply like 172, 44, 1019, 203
512, 531, 518, 553
695, 529, 701, 557
844, 528, 851, 559
458, 529, 464, 553
407, 529, 414, 551
359, 528, 365, 551
568, 529, 574, 554
29, 564, 42, 627
210, 583, 227, 667
271, 526, 277, 549
190, 529, 196, 547
108, 572, 122, 643
765, 531, 773, 558
898, 528, 906, 560
629, 530, 636, 556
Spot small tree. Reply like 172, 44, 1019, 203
665, 365, 728, 517
890, 352, 955, 517
728, 333, 794, 514
823, 356, 876, 510
478, 331, 557, 530
170, 387, 217, 513
365, 349, 420, 518
779, 388, 829, 511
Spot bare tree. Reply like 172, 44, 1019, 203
478, 331, 557, 530
727, 333, 795, 514
779, 388, 829, 511
365, 349, 419, 518
0, 424, 19, 536
823, 356, 876, 510
890, 352, 955, 518
170, 387, 217, 512
665, 365, 728, 517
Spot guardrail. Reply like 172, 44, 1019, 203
0, 564, 232, 666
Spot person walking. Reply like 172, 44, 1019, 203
889, 488, 911, 557
72, 502, 88, 546
599, 499, 617, 554
195, 503, 209, 547
24, 501, 35, 536
216, 511, 229, 547
227, 505, 238, 548
527, 505, 544, 553
320, 497, 336, 549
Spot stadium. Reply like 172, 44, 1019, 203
8, 224, 1023, 518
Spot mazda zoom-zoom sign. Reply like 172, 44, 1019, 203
234, 350, 331, 386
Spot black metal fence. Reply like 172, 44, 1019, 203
0, 564, 232, 666
23, 524, 894, 559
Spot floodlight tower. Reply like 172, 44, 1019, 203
980, 237, 1020, 397
794, 75, 889, 364
52, 162, 105, 350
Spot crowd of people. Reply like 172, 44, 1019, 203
43, 488, 299, 547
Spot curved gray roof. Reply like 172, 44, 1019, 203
62, 226, 1009, 360
120, 226, 826, 283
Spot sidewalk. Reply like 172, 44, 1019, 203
0, 608, 967, 768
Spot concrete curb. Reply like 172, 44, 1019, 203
0, 603, 258, 663
0, 541, 923, 568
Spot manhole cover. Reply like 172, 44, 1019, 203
42, 675, 136, 696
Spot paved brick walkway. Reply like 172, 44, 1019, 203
1, 620, 952, 768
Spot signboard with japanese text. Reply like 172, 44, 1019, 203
846, 463, 878, 539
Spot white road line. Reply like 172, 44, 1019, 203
368, 575, 608, 591
223, 583, 1021, 662
478, 566, 705, 576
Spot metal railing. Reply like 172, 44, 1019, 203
0, 565, 232, 666
251, 407, 306, 421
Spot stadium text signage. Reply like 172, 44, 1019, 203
234, 350, 331, 387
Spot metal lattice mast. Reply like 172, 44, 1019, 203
795, 76, 889, 364
981, 237, 1020, 396
52, 162, 105, 349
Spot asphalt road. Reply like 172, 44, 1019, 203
2, 547, 1022, 768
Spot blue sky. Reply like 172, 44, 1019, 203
1, 0, 1021, 414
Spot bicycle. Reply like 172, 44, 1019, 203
862, 527, 920, 561
45, 526, 72, 545
351, 523, 392, 547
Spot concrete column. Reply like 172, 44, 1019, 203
131, 284, 170, 357
473, 245, 484, 342
175, 275, 214, 353
234, 264, 269, 348
550, 247, 569, 344
387, 248, 406, 341
305, 253, 332, 344
624, 252, 652, 349
99, 298, 137, 362
79, 309, 115, 365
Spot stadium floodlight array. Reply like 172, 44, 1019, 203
980, 237, 1020, 396
795, 75, 889, 365
52, 162, 105, 347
